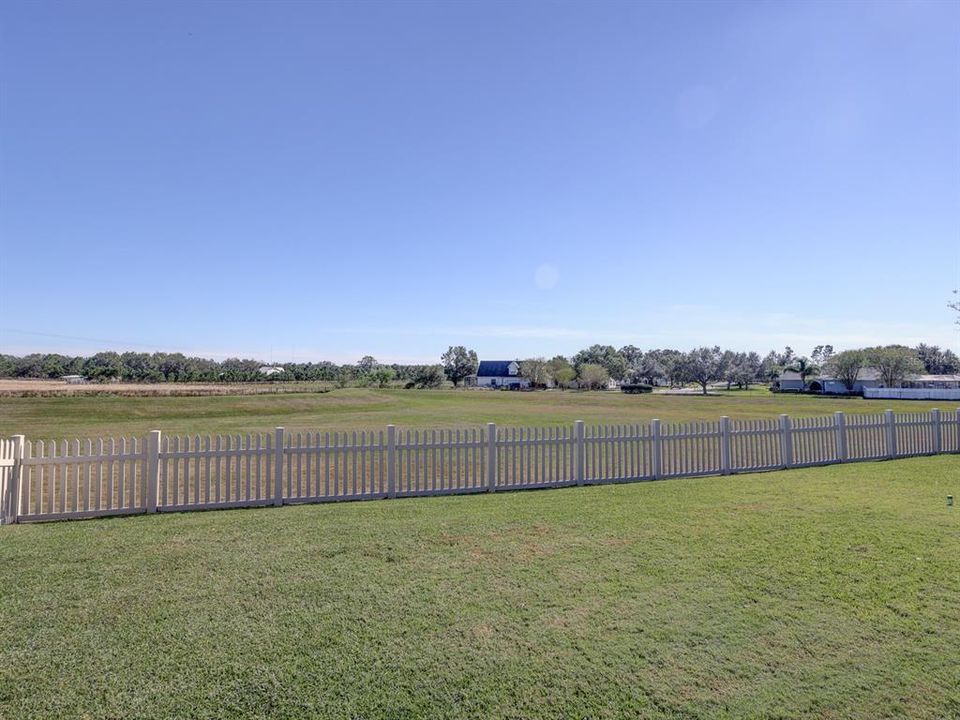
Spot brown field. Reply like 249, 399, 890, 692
0, 378, 333, 398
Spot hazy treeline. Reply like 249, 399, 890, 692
0, 352, 440, 386
1, 343, 955, 392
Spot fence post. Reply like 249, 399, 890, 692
719, 416, 731, 475
780, 414, 793, 468
885, 410, 897, 459
274, 427, 284, 506
386, 425, 397, 498
146, 430, 161, 513
3, 435, 24, 525
956, 408, 960, 454
486, 423, 497, 492
835, 412, 847, 462
651, 419, 662, 480
575, 421, 585, 485
930, 409, 941, 455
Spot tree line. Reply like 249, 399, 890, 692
0, 351, 446, 387
515, 343, 958, 394
1, 342, 955, 393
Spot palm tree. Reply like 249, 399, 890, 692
787, 357, 820, 388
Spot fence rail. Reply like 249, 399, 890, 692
2, 408, 959, 524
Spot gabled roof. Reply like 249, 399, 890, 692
477, 360, 518, 377
779, 370, 803, 381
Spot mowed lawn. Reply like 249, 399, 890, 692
1, 456, 959, 719
0, 387, 956, 440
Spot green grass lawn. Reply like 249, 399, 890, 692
2, 456, 958, 719
1, 387, 956, 440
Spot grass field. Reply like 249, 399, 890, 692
1, 456, 958, 719
1, 387, 956, 440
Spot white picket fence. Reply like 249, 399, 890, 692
1, 409, 958, 524
864, 388, 960, 401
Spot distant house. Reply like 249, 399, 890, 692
475, 360, 529, 389
774, 370, 806, 392
258, 366, 285, 377
902, 374, 960, 390
805, 368, 960, 395
60, 375, 88, 385
808, 368, 884, 395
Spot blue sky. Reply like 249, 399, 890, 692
1, 0, 958, 363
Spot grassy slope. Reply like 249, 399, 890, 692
1, 456, 959, 719
1, 387, 956, 440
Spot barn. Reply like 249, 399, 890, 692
475, 360, 530, 389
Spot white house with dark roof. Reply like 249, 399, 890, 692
475, 360, 530, 389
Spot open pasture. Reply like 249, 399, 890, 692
1, 456, 958, 719
0, 387, 954, 440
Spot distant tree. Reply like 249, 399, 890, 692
84, 352, 123, 382
760, 351, 781, 382
13, 354, 44, 378
313, 361, 340, 382
410, 365, 445, 389
518, 357, 550, 387
865, 346, 924, 388
944, 349, 960, 374
357, 356, 378, 375
545, 355, 573, 387
724, 351, 761, 389
666, 353, 689, 388
572, 345, 628, 381
774, 347, 795, 367
0, 355, 15, 377
743, 351, 762, 388
120, 352, 163, 382
66, 356, 86, 375
159, 353, 190, 382
553, 366, 577, 389
915, 344, 960, 374
635, 352, 664, 386
335, 365, 356, 388
577, 363, 610, 390
787, 357, 820, 387
618, 345, 644, 380
811, 345, 834, 368
638, 349, 682, 386
440, 346, 478, 387
40, 354, 69, 379
389, 364, 421, 382
826, 350, 865, 392
678, 347, 726, 395
220, 357, 261, 382
370, 367, 395, 388
721, 350, 738, 389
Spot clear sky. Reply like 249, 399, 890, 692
1, 0, 958, 364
